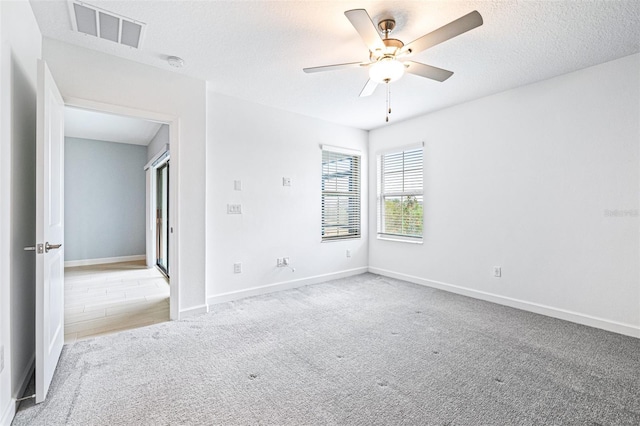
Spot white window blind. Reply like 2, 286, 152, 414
322, 149, 361, 241
378, 147, 424, 240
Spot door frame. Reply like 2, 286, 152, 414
64, 96, 180, 320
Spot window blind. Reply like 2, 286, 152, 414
322, 150, 361, 241
378, 148, 423, 240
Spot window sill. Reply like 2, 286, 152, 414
321, 236, 362, 243
377, 235, 423, 244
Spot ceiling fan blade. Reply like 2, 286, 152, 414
404, 61, 454, 82
303, 62, 365, 73
359, 79, 378, 97
344, 9, 385, 52
402, 10, 483, 55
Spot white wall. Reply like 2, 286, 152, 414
369, 53, 640, 337
42, 38, 207, 315
0, 0, 41, 423
206, 92, 368, 302
64, 137, 147, 262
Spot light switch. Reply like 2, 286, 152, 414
234, 180, 242, 191
282, 177, 291, 187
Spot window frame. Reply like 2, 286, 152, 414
321, 146, 361, 242
377, 145, 424, 243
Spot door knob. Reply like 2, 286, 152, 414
45, 242, 62, 253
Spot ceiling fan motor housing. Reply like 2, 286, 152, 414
371, 38, 404, 60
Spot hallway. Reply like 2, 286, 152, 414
64, 261, 169, 343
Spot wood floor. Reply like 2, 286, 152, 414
64, 260, 170, 344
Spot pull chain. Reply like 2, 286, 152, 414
385, 82, 392, 123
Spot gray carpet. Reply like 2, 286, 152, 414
12, 273, 640, 425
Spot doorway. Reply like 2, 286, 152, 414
62, 106, 174, 343
63, 98, 180, 322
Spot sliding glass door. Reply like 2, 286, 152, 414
156, 162, 169, 276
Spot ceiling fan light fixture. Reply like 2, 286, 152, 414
304, 8, 484, 123
369, 57, 405, 83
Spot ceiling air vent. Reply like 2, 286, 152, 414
68, 1, 146, 48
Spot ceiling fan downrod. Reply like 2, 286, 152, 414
379, 19, 395, 38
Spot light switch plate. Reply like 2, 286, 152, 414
234, 180, 242, 191
282, 177, 291, 187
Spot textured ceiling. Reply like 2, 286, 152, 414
65, 107, 161, 145
30, 1, 640, 131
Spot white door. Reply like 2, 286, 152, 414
34, 60, 65, 403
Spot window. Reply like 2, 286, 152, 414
377, 147, 424, 241
321, 148, 361, 241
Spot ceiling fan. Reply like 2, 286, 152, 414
303, 9, 483, 121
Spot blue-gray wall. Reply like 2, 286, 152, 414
65, 137, 147, 261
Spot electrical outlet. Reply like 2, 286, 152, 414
494, 266, 502, 278
283, 257, 290, 266
282, 177, 291, 187
346, 249, 352, 258
227, 204, 242, 214
233, 263, 242, 274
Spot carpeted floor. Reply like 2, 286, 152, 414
12, 273, 640, 425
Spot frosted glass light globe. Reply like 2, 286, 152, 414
369, 57, 405, 83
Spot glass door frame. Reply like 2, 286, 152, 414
155, 160, 169, 276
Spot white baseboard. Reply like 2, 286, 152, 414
0, 398, 15, 426
207, 267, 369, 306
369, 267, 640, 339
178, 304, 209, 319
64, 255, 145, 268
2, 354, 35, 425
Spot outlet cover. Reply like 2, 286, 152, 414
346, 249, 352, 258
494, 266, 502, 278
227, 204, 242, 214
276, 258, 284, 267
233, 263, 242, 274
